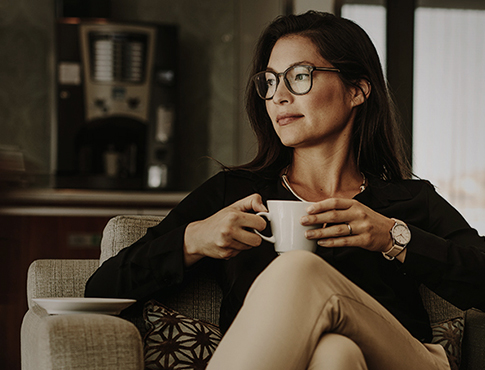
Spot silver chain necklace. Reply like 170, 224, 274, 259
281, 167, 366, 202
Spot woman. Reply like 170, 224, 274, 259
85, 11, 485, 370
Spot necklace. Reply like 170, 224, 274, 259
281, 167, 367, 202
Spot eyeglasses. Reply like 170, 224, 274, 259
252, 64, 340, 100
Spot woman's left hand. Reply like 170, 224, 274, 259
300, 198, 395, 253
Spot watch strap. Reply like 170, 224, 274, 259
382, 243, 405, 260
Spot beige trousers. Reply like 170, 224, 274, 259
207, 250, 450, 370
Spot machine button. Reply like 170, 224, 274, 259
127, 97, 140, 109
94, 98, 108, 112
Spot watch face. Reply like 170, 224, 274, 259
393, 224, 411, 245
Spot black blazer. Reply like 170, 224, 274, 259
85, 170, 485, 342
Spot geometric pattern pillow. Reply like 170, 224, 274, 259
143, 300, 222, 370
430, 317, 465, 370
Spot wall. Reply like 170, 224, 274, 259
0, 0, 55, 184
293, 0, 336, 14
0, 0, 287, 191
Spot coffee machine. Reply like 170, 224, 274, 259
55, 18, 178, 190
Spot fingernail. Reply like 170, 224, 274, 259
306, 205, 315, 213
301, 216, 309, 224
318, 240, 327, 246
305, 230, 314, 238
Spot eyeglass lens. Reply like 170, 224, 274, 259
254, 65, 313, 100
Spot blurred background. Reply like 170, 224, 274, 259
1, 0, 485, 368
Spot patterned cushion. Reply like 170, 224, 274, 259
430, 317, 464, 370
143, 300, 222, 370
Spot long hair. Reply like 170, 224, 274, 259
236, 11, 411, 180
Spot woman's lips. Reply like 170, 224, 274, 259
276, 114, 304, 126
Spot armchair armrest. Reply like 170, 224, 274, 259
23, 259, 144, 369
461, 308, 485, 370
21, 304, 144, 370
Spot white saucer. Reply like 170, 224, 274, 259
33, 297, 136, 315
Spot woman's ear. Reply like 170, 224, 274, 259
350, 79, 371, 107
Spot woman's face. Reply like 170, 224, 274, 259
265, 35, 363, 151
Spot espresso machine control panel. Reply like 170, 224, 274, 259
80, 24, 156, 122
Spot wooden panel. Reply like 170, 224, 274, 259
0, 215, 110, 370
0, 216, 25, 370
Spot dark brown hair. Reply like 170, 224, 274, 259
235, 11, 411, 180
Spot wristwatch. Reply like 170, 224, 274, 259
382, 219, 411, 260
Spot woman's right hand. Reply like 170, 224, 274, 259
183, 194, 268, 266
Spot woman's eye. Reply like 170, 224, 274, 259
294, 73, 310, 81
266, 78, 277, 87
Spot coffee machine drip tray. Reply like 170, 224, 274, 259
57, 116, 147, 190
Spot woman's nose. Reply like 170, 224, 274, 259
272, 79, 292, 104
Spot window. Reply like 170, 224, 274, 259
413, 4, 485, 233
342, 0, 485, 234
341, 1, 387, 71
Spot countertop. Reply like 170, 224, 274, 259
0, 188, 189, 216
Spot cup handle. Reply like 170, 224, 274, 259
254, 212, 276, 244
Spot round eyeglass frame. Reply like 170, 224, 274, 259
252, 64, 341, 100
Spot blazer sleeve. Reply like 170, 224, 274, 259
402, 183, 485, 311
85, 172, 227, 301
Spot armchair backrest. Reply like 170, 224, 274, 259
100, 215, 164, 265
100, 215, 222, 325
419, 285, 463, 323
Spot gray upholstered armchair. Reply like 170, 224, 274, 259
21, 215, 485, 370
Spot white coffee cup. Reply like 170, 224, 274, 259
254, 200, 320, 254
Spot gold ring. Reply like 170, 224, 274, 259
347, 223, 352, 236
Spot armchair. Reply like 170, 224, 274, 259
21, 215, 485, 370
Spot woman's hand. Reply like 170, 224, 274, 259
183, 194, 268, 266
300, 198, 395, 254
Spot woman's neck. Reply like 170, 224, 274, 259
284, 148, 363, 202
